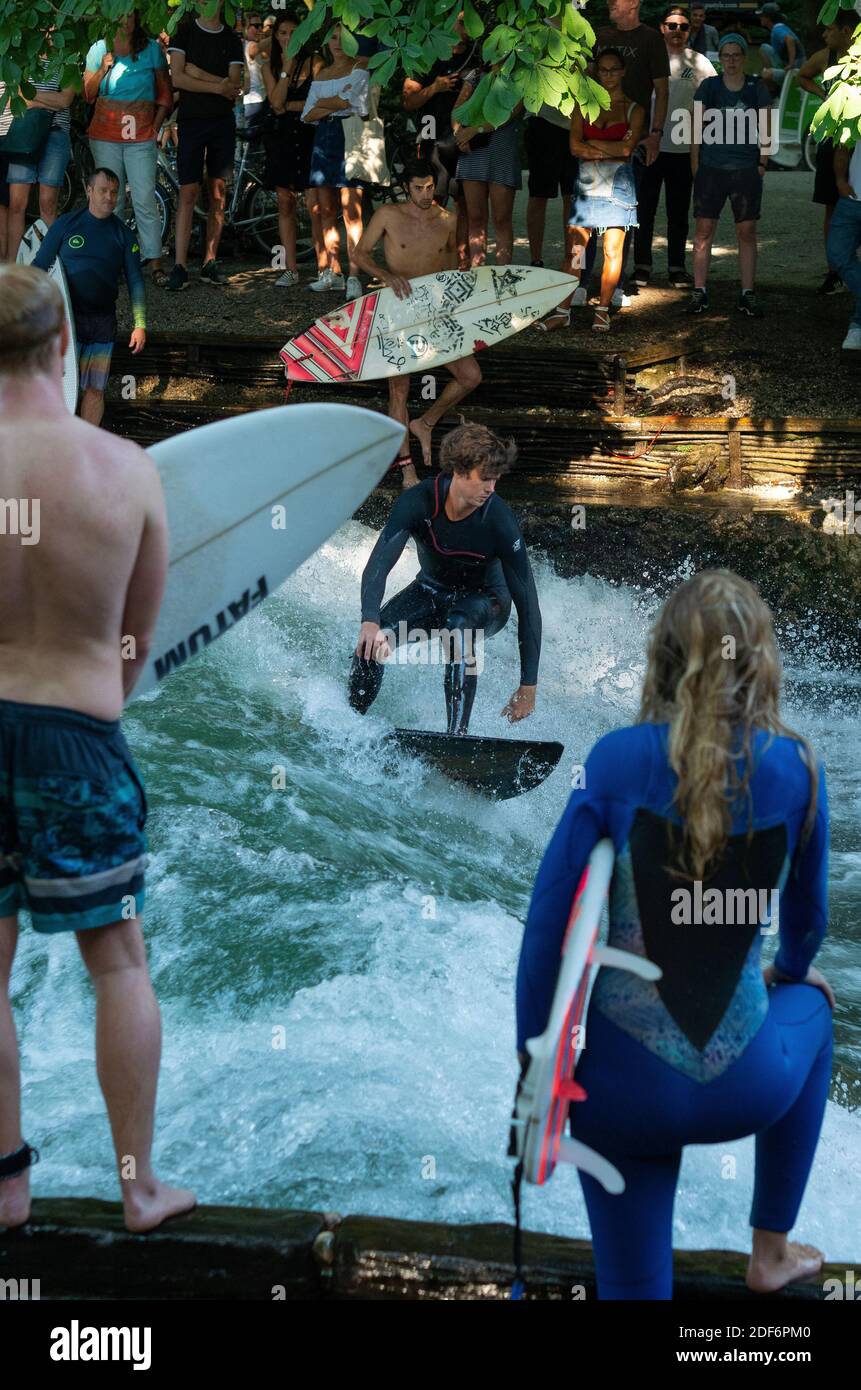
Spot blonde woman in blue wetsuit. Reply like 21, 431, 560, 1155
517, 569, 834, 1300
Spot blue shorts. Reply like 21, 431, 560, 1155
0, 699, 147, 933
6, 128, 72, 188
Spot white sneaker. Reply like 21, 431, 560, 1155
842, 323, 861, 350
611, 287, 631, 308
308, 269, 345, 292
275, 269, 299, 288
345, 275, 363, 300
572, 285, 588, 307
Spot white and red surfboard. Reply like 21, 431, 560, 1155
512, 839, 662, 1192
280, 265, 576, 384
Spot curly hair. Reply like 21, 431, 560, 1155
638, 569, 819, 881
439, 423, 517, 479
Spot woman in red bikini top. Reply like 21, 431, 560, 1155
540, 47, 645, 335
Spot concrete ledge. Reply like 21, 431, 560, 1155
0, 1201, 848, 1300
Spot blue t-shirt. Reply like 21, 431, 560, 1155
770, 22, 805, 66
32, 208, 146, 328
515, 723, 828, 1083
694, 75, 773, 169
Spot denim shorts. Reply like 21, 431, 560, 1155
6, 128, 72, 187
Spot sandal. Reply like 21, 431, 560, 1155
151, 269, 170, 288
592, 307, 611, 333
390, 453, 414, 473
536, 308, 571, 332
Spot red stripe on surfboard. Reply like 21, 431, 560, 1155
535, 866, 601, 1185
280, 293, 379, 383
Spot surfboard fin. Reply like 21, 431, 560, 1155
592, 944, 663, 982
556, 1137, 625, 1195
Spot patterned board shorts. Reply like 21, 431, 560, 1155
76, 341, 114, 394
0, 699, 147, 933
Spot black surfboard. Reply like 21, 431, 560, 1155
387, 729, 564, 800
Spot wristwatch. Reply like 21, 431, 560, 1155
651, 126, 664, 135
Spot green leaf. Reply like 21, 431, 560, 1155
340, 26, 359, 57
368, 45, 395, 69
372, 52, 398, 88
484, 75, 518, 124
462, 0, 483, 40
541, 66, 567, 98
548, 29, 566, 63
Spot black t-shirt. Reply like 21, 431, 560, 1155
169, 17, 244, 122
593, 24, 670, 111
416, 43, 477, 143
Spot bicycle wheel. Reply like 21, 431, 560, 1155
242, 181, 315, 262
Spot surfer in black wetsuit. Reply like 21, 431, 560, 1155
349, 423, 541, 733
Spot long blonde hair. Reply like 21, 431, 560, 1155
638, 569, 818, 880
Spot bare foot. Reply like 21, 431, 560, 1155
400, 462, 419, 489
0, 1171, 31, 1230
746, 1239, 824, 1294
409, 417, 433, 468
123, 1180, 197, 1234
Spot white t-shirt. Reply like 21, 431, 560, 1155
662, 47, 717, 154
301, 68, 369, 123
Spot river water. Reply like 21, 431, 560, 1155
13, 522, 861, 1256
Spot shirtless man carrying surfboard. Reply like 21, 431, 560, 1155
0, 264, 194, 1234
353, 159, 482, 488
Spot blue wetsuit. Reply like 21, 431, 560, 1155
516, 722, 833, 1300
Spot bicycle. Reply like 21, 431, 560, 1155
154, 125, 315, 261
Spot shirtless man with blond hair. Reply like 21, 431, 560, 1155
353, 159, 482, 488
0, 264, 194, 1233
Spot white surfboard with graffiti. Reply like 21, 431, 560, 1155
280, 265, 576, 385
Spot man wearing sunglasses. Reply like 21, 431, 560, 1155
633, 7, 716, 289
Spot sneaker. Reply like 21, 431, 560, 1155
308, 268, 345, 293
275, 269, 300, 288
166, 263, 190, 292
686, 287, 709, 315
737, 289, 763, 318
345, 275, 363, 301
200, 259, 223, 286
632, 266, 651, 287
623, 278, 639, 297
817, 271, 843, 296
842, 323, 861, 350
571, 285, 588, 307
611, 286, 631, 308
669, 267, 693, 288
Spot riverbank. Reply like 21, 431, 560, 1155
113, 167, 859, 422
1, 1200, 850, 1300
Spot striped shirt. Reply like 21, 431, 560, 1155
32, 58, 71, 132
0, 83, 12, 138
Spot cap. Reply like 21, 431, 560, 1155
756, 3, 782, 16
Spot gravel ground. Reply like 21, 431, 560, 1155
118, 167, 860, 420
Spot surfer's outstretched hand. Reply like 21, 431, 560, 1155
356, 621, 391, 662
501, 685, 536, 723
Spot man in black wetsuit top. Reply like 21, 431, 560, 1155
349, 423, 542, 734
